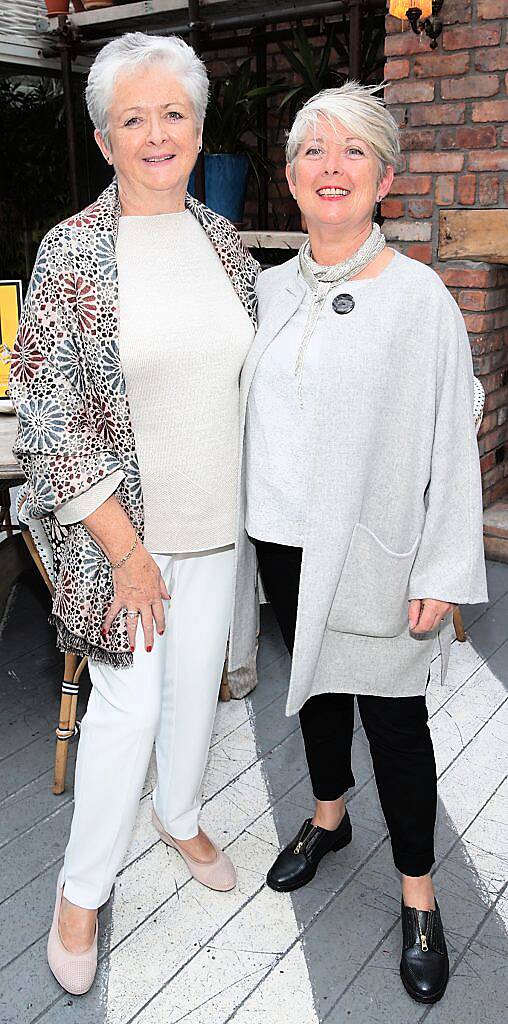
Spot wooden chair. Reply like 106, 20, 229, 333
21, 506, 231, 792
21, 525, 87, 794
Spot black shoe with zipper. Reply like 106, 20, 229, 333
400, 899, 449, 1004
266, 810, 352, 893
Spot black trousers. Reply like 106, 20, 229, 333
255, 539, 437, 877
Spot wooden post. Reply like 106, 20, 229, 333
189, 0, 206, 203
255, 26, 269, 231
349, 0, 363, 81
58, 15, 80, 212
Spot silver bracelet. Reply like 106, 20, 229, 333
110, 535, 138, 570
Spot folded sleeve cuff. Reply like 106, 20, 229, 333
54, 469, 125, 525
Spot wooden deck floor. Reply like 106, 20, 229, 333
0, 543, 507, 1024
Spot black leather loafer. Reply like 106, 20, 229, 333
266, 810, 352, 893
400, 899, 449, 1004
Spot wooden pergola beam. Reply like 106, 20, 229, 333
439, 209, 508, 266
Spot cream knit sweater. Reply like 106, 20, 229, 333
56, 210, 254, 553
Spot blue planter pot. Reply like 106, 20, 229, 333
189, 153, 250, 223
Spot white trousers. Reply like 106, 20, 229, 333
63, 546, 234, 909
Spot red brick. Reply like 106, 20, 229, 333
408, 198, 434, 218
439, 126, 497, 149
380, 197, 405, 218
442, 267, 493, 288
400, 128, 436, 151
472, 99, 508, 121
410, 103, 465, 126
385, 81, 435, 104
467, 150, 508, 170
391, 174, 432, 195
435, 175, 455, 205
407, 243, 432, 264
443, 25, 501, 49
442, 0, 472, 22
413, 52, 469, 78
484, 478, 508, 505
389, 105, 409, 129
481, 451, 497, 473
477, 0, 508, 17
475, 47, 508, 72
464, 312, 496, 332
478, 176, 500, 204
494, 308, 508, 329
458, 290, 488, 311
385, 31, 432, 57
457, 174, 476, 204
482, 464, 505, 489
409, 152, 464, 172
486, 284, 508, 306
501, 126, 508, 146
385, 14, 404, 34
477, 411, 498, 434
385, 59, 410, 80
441, 74, 500, 99
485, 385, 508, 412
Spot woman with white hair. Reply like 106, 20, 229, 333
229, 83, 487, 1004
10, 32, 258, 995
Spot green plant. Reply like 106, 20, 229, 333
277, 23, 343, 123
276, 14, 386, 122
204, 59, 282, 187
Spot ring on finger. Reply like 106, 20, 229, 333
126, 610, 139, 618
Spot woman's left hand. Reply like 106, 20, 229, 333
408, 599, 456, 633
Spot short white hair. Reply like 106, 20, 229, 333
286, 81, 402, 184
86, 32, 209, 144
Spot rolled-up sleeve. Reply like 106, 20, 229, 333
54, 469, 125, 525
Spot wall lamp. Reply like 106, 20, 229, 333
388, 0, 444, 49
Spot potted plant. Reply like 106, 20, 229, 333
190, 60, 279, 223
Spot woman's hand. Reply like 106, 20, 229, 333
408, 599, 455, 634
102, 543, 170, 651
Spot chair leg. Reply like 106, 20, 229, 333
453, 606, 467, 643
219, 659, 231, 702
53, 653, 87, 795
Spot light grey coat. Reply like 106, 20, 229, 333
228, 250, 488, 716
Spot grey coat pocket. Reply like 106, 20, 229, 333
327, 524, 421, 638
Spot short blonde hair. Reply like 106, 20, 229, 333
286, 81, 402, 185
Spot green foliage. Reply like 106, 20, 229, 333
204, 59, 282, 187
276, 14, 386, 122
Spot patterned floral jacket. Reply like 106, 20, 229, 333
10, 180, 259, 667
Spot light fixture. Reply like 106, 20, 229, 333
388, 0, 444, 49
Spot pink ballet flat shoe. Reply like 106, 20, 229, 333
152, 808, 236, 892
47, 869, 98, 995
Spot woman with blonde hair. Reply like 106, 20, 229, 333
230, 82, 487, 1004
11, 31, 258, 995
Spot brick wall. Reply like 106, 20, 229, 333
382, 1, 508, 507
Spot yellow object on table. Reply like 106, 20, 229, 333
0, 281, 23, 402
